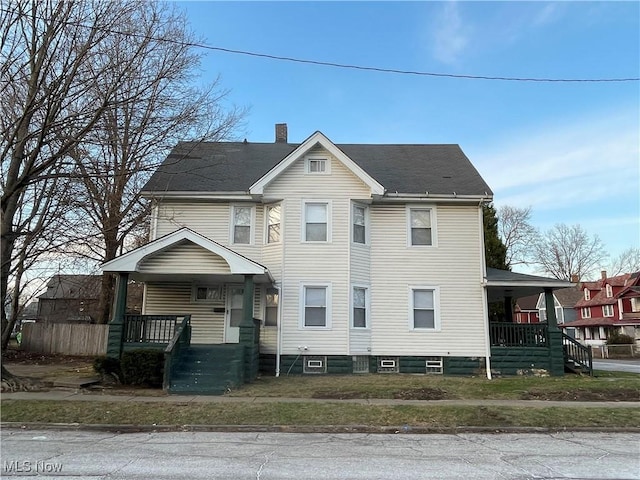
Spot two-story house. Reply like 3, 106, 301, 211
102, 125, 578, 393
572, 271, 640, 346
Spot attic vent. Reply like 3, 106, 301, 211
377, 357, 399, 373
425, 357, 444, 374
303, 356, 326, 374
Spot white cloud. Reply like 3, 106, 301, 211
475, 108, 639, 211
431, 2, 469, 65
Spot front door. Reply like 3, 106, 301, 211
225, 286, 243, 343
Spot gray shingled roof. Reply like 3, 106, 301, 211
142, 140, 493, 196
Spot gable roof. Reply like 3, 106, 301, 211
38, 275, 101, 300
576, 271, 640, 308
101, 228, 268, 276
142, 134, 493, 198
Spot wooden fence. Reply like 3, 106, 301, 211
21, 323, 108, 356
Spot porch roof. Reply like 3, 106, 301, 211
101, 228, 273, 283
485, 268, 574, 303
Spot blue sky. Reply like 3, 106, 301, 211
177, 1, 639, 273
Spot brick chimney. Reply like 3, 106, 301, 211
570, 274, 579, 283
275, 123, 288, 143
601, 270, 607, 280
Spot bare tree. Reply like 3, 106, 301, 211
1, 0, 177, 383
63, 2, 244, 323
497, 205, 537, 267
532, 224, 608, 281
608, 247, 640, 276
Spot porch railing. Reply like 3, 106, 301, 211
123, 314, 188, 344
163, 315, 191, 391
490, 322, 548, 347
562, 332, 593, 376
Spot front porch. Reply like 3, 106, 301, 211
485, 268, 592, 376
101, 228, 272, 394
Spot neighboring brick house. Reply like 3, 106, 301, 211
513, 295, 539, 324
571, 271, 640, 346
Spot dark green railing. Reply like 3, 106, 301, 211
562, 332, 593, 376
163, 315, 192, 391
123, 314, 188, 343
490, 323, 548, 347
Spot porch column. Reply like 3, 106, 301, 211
106, 272, 129, 358
241, 275, 254, 327
504, 296, 513, 322
239, 274, 259, 382
544, 287, 564, 376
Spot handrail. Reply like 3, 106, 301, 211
562, 332, 593, 376
123, 314, 183, 343
163, 315, 191, 391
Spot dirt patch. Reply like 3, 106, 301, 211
521, 388, 639, 402
392, 388, 450, 400
2, 349, 94, 367
311, 390, 365, 400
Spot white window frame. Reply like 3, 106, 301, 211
352, 203, 369, 245
300, 283, 332, 329
631, 297, 640, 312
305, 156, 330, 175
406, 205, 437, 247
265, 203, 282, 244
264, 286, 279, 327
605, 284, 613, 298
584, 288, 590, 300
302, 200, 331, 243
409, 286, 441, 331
581, 307, 591, 319
351, 284, 370, 329
192, 285, 224, 304
603, 304, 614, 317
230, 204, 255, 245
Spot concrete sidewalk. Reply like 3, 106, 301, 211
2, 389, 640, 408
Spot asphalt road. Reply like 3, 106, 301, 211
1, 429, 638, 479
593, 359, 640, 374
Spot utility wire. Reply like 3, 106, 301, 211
2, 6, 639, 83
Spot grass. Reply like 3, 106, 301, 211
224, 372, 640, 401
2, 400, 639, 429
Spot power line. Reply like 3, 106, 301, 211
2, 6, 638, 83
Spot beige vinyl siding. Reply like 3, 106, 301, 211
349, 329, 371, 355
144, 283, 224, 344
350, 245, 370, 284
138, 242, 231, 275
264, 147, 372, 355
370, 204, 486, 357
155, 201, 263, 262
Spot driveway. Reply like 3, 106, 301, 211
593, 358, 640, 374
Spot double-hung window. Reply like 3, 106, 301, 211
410, 287, 440, 330
353, 204, 366, 244
264, 287, 279, 327
352, 286, 368, 328
304, 202, 328, 242
581, 307, 591, 319
603, 304, 614, 317
408, 207, 434, 246
266, 204, 281, 244
302, 284, 330, 328
605, 284, 613, 298
232, 205, 252, 244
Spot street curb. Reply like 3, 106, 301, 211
3, 422, 640, 435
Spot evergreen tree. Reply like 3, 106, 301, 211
483, 203, 509, 270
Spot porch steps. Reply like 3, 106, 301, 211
168, 344, 245, 395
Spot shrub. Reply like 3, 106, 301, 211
606, 332, 635, 345
120, 349, 165, 387
93, 356, 122, 384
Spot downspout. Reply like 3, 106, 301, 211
275, 204, 286, 377
478, 201, 492, 379
275, 282, 282, 377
